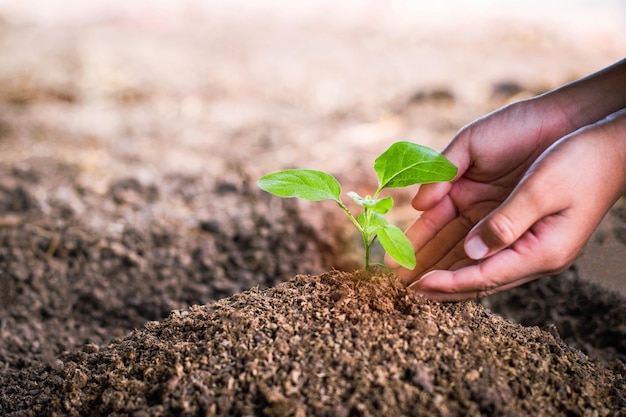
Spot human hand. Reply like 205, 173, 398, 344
386, 100, 626, 301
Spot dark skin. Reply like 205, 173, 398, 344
386, 58, 626, 301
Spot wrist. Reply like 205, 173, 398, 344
543, 58, 626, 132
608, 110, 626, 196
577, 107, 626, 197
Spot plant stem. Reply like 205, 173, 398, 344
363, 207, 372, 270
337, 201, 362, 233
337, 201, 371, 270
364, 234, 371, 270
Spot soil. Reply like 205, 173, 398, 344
5, 271, 626, 417
1, 2, 626, 416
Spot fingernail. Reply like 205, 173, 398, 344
408, 271, 436, 296
408, 271, 432, 288
465, 235, 488, 260
408, 280, 420, 290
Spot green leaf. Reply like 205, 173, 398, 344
367, 212, 388, 228
374, 141, 458, 192
347, 191, 393, 214
358, 211, 388, 235
257, 169, 341, 203
377, 224, 416, 270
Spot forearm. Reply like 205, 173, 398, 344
544, 58, 626, 132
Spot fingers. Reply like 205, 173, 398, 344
411, 182, 453, 211
462, 167, 562, 260
409, 216, 573, 301
408, 261, 539, 302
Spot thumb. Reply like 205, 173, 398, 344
464, 176, 557, 260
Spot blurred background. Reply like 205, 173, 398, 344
0, 0, 624, 178
0, 0, 625, 287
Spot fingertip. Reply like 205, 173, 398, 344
384, 253, 401, 270
407, 270, 429, 289
407, 269, 478, 302
411, 182, 452, 211
407, 270, 445, 299
393, 267, 419, 285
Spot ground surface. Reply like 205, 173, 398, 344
0, 1, 626, 415
8, 272, 626, 416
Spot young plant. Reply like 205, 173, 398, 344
257, 141, 457, 271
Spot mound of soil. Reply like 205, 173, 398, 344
5, 271, 624, 416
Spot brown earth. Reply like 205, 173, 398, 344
1, 2, 626, 416
8, 271, 626, 416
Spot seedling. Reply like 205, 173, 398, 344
257, 141, 457, 271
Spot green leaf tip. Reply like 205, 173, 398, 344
374, 141, 457, 191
